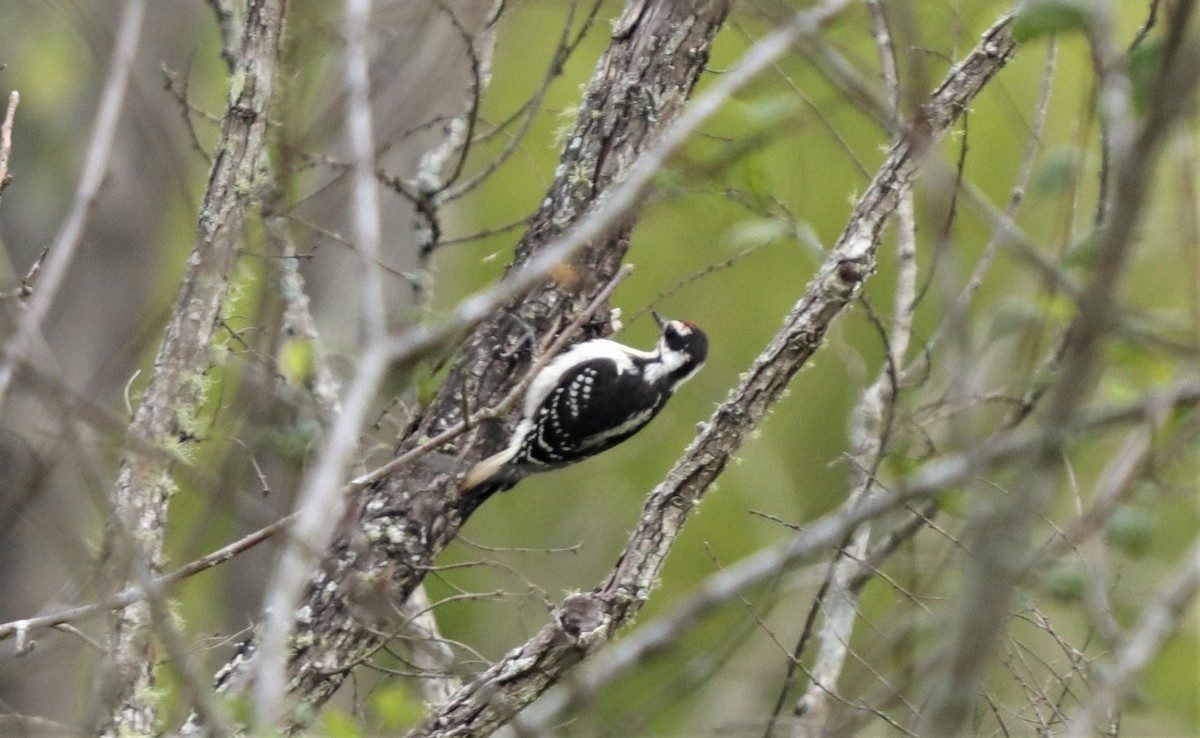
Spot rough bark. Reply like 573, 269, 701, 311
411, 12, 1018, 736
193, 0, 734, 729
99, 0, 287, 734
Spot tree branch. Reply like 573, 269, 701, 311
410, 11, 1018, 736
789, 3, 919, 731
97, 0, 287, 733
919, 4, 1200, 732
253, 0, 391, 724
0, 0, 144, 407
1065, 536, 1200, 736
187, 0, 739, 730
0, 90, 18, 204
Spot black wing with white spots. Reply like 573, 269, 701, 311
518, 356, 666, 469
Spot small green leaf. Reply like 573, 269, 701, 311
279, 337, 315, 386
1105, 505, 1156, 558
1039, 560, 1088, 603
1034, 147, 1082, 196
1013, 0, 1093, 43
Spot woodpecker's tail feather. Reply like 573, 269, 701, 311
461, 446, 515, 492
457, 451, 523, 517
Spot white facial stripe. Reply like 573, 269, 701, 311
669, 320, 692, 336
644, 348, 690, 384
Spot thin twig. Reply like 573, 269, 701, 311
1065, 536, 1200, 736
788, 4, 919, 732
0, 0, 145, 407
0, 90, 19, 202
0, 513, 294, 646
411, 12, 1020, 736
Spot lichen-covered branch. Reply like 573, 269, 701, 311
98, 1, 287, 734
188, 0, 735, 730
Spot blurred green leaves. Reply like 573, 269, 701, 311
369, 683, 425, 731
1013, 0, 1095, 43
1106, 504, 1156, 558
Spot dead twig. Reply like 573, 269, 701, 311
0, 90, 18, 201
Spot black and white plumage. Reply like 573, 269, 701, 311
461, 313, 708, 496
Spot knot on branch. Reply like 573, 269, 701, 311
830, 256, 872, 298
556, 593, 609, 647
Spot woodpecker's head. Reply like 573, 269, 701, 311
653, 312, 708, 387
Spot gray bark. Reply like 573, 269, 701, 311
192, 0, 735, 730
100, 0, 288, 734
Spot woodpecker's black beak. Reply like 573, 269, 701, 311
652, 311, 668, 330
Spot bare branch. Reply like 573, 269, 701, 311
96, 0, 287, 733
919, 4, 1200, 731
0, 513, 293, 647
0, 90, 18, 203
1065, 537, 1200, 736
790, 3, 920, 731
0, 0, 145, 406
410, 11, 1018, 735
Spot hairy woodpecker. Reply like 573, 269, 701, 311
461, 312, 708, 497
